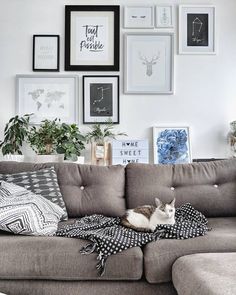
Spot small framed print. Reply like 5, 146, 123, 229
16, 75, 77, 124
83, 76, 119, 124
65, 5, 120, 71
33, 35, 60, 71
124, 6, 154, 28
179, 5, 216, 54
153, 126, 192, 164
156, 5, 174, 28
124, 33, 174, 94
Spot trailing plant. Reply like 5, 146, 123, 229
0, 114, 32, 155
56, 123, 86, 161
86, 119, 127, 145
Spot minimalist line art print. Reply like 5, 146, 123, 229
160, 8, 169, 26
187, 14, 208, 47
139, 52, 160, 77
90, 83, 113, 117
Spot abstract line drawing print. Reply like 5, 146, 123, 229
160, 8, 169, 26
187, 14, 209, 47
90, 83, 113, 117
192, 17, 203, 43
139, 52, 160, 77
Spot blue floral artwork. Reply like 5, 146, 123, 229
156, 128, 190, 164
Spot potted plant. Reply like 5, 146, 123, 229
0, 114, 32, 161
86, 119, 127, 165
56, 123, 86, 163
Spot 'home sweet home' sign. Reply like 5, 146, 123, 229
112, 140, 149, 165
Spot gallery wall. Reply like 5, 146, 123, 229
0, 0, 236, 162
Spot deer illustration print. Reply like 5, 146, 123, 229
139, 52, 160, 77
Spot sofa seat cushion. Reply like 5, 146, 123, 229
143, 217, 236, 283
0, 220, 143, 280
172, 253, 236, 295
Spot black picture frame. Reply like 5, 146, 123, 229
83, 75, 120, 124
33, 35, 60, 72
65, 5, 120, 71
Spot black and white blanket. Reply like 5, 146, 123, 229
56, 203, 209, 276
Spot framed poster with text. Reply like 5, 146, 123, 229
65, 5, 120, 71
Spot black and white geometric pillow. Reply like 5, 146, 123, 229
0, 168, 68, 220
0, 181, 64, 236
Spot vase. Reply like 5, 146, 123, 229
2, 154, 25, 162
34, 154, 64, 163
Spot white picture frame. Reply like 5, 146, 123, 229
16, 75, 78, 124
156, 5, 174, 28
124, 33, 174, 94
179, 5, 216, 55
124, 6, 154, 28
153, 126, 192, 164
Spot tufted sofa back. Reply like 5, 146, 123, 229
0, 162, 126, 218
126, 159, 236, 217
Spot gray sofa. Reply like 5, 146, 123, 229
0, 159, 235, 295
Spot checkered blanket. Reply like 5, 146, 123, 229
56, 203, 209, 276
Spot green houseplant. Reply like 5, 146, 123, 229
0, 114, 32, 161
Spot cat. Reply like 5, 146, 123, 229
121, 198, 176, 232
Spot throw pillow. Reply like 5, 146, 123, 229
0, 168, 68, 220
0, 181, 64, 236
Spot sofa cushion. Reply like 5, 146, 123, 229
0, 220, 143, 280
0, 181, 64, 236
126, 160, 236, 217
172, 253, 236, 295
0, 167, 67, 220
143, 217, 236, 283
0, 162, 126, 218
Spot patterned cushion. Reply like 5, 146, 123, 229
0, 181, 64, 236
0, 168, 68, 220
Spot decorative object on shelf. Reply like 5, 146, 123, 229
179, 5, 216, 54
155, 5, 174, 28
65, 5, 120, 71
153, 126, 191, 164
16, 75, 77, 124
124, 33, 174, 94
124, 6, 154, 28
112, 140, 149, 165
0, 114, 32, 161
86, 119, 127, 165
227, 120, 236, 157
83, 76, 119, 124
28, 119, 86, 163
33, 35, 60, 71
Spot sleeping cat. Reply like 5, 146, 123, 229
121, 198, 176, 232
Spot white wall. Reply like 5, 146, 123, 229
0, 0, 236, 162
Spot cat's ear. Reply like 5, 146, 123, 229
169, 198, 176, 207
155, 198, 162, 207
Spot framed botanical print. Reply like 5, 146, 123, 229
153, 126, 191, 164
65, 5, 120, 71
124, 6, 154, 28
179, 5, 216, 54
124, 33, 174, 94
83, 76, 119, 124
33, 35, 60, 71
156, 5, 174, 28
16, 75, 77, 124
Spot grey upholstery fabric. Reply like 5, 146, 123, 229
0, 281, 177, 295
144, 217, 236, 283
0, 162, 126, 218
172, 253, 236, 295
126, 159, 236, 217
0, 221, 142, 280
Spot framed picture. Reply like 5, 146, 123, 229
153, 126, 191, 164
124, 6, 154, 28
124, 33, 174, 94
65, 5, 120, 71
156, 5, 174, 28
83, 76, 119, 124
16, 75, 77, 124
33, 35, 60, 71
179, 5, 216, 54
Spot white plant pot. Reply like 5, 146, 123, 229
34, 154, 64, 163
64, 156, 85, 164
2, 154, 25, 162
